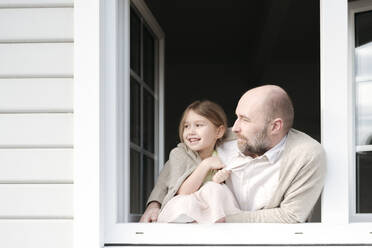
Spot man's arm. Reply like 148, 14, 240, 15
226, 149, 326, 223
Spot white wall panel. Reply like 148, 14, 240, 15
0, 43, 73, 77
0, 220, 72, 248
0, 8, 73, 42
0, 78, 73, 112
0, 184, 72, 218
0, 114, 73, 147
0, 0, 73, 8
0, 149, 72, 183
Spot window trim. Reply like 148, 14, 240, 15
94, 0, 372, 246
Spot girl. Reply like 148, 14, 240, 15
149, 100, 240, 223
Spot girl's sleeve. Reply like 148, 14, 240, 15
146, 159, 171, 206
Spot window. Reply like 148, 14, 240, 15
128, 5, 158, 222
351, 3, 372, 221
100, 0, 372, 245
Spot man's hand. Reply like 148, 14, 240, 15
139, 201, 161, 223
212, 169, 231, 183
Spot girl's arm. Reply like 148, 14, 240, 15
176, 156, 224, 195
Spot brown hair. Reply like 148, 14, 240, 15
178, 100, 228, 145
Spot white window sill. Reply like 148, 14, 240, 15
105, 223, 372, 245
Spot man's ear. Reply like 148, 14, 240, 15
271, 118, 283, 134
216, 125, 226, 139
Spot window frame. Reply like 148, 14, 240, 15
349, 0, 372, 222
94, 0, 372, 246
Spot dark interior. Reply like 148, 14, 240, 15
144, 0, 320, 159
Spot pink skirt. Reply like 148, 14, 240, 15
158, 181, 241, 224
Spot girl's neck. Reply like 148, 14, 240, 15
198, 146, 215, 160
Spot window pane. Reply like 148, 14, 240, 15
130, 8, 141, 75
130, 149, 141, 214
356, 151, 372, 213
355, 10, 372, 214
356, 82, 372, 146
130, 77, 141, 145
143, 90, 154, 152
143, 25, 155, 90
142, 156, 154, 211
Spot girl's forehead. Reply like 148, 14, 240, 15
185, 110, 209, 122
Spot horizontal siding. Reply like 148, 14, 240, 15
0, 149, 72, 183
0, 114, 73, 147
0, 184, 72, 218
0, 43, 73, 77
0, 8, 73, 42
0, 220, 72, 248
0, 3, 74, 247
0, 0, 73, 8
0, 78, 73, 112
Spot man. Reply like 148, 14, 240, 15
140, 85, 326, 223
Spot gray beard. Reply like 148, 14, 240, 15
237, 131, 271, 157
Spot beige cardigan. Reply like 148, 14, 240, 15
147, 129, 326, 223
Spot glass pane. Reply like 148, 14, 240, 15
142, 156, 154, 211
130, 8, 141, 75
130, 149, 141, 214
143, 90, 155, 152
143, 25, 155, 90
130, 78, 141, 145
356, 82, 372, 146
355, 10, 372, 214
356, 151, 372, 213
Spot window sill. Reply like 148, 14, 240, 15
105, 223, 372, 245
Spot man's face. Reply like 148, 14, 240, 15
232, 95, 272, 157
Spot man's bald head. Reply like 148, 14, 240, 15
241, 85, 294, 133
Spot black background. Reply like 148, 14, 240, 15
144, 0, 320, 159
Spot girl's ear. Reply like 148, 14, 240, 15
216, 125, 226, 139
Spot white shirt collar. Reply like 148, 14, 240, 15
263, 135, 287, 164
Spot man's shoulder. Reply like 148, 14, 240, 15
216, 139, 238, 164
285, 129, 325, 159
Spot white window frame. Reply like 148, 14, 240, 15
348, 0, 372, 223
74, 0, 372, 247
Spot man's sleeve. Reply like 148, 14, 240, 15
226, 148, 326, 223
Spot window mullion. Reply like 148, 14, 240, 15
320, 0, 350, 224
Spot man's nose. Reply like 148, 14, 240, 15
232, 119, 239, 133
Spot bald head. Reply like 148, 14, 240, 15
241, 85, 294, 133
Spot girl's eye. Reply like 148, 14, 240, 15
184, 124, 189, 129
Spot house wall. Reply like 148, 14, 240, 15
0, 0, 73, 247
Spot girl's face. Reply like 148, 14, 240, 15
182, 110, 225, 159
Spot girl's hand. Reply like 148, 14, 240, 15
201, 156, 225, 170
212, 169, 231, 184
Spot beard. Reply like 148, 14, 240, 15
237, 125, 271, 157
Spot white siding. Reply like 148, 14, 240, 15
0, 220, 72, 248
0, 43, 73, 76
0, 8, 73, 42
0, 78, 73, 112
0, 149, 73, 182
0, 184, 72, 218
0, 1, 73, 247
0, 114, 73, 147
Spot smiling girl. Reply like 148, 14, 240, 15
154, 100, 241, 223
